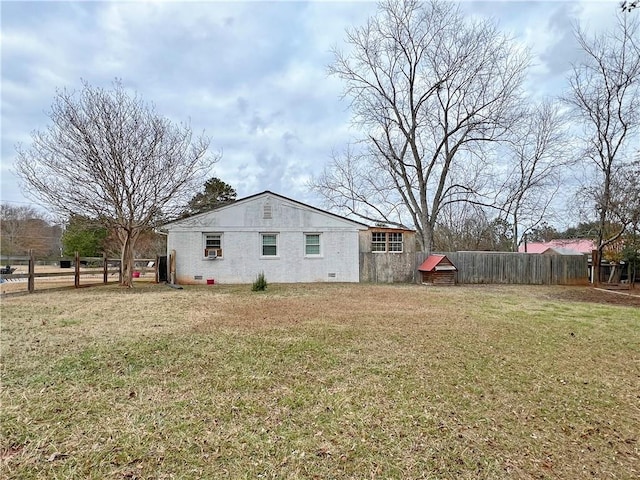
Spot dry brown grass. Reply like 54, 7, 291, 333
1, 283, 639, 479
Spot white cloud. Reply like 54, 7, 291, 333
1, 0, 632, 213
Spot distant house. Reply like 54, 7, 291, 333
519, 239, 595, 256
161, 191, 369, 284
520, 239, 595, 282
418, 254, 458, 286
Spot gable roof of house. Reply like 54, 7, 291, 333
519, 239, 595, 254
543, 246, 584, 255
418, 254, 458, 272
161, 190, 370, 229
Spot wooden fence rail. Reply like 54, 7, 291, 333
0, 251, 161, 294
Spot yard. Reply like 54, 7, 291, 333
1, 283, 638, 479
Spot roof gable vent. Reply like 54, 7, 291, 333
263, 204, 272, 219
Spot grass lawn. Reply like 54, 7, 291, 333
1, 283, 638, 479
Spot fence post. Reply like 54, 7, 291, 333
155, 255, 160, 284
591, 249, 599, 286
103, 253, 108, 284
74, 251, 80, 288
170, 250, 176, 285
28, 250, 35, 293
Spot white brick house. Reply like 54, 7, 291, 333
161, 191, 368, 284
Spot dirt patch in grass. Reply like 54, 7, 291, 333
549, 285, 640, 307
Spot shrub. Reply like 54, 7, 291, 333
251, 272, 267, 291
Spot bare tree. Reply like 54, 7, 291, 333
614, 157, 640, 230
0, 204, 61, 258
495, 100, 568, 251
1, 204, 37, 256
583, 156, 640, 247
564, 13, 640, 265
15, 80, 217, 286
311, 0, 529, 252
433, 202, 512, 252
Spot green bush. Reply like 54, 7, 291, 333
251, 272, 267, 291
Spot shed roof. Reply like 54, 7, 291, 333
418, 254, 458, 272
542, 246, 584, 255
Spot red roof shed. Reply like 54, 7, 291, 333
418, 255, 458, 285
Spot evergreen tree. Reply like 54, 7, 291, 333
185, 177, 236, 215
61, 215, 107, 257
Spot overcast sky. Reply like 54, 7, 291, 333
0, 0, 625, 217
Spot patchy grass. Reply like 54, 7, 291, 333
1, 283, 639, 479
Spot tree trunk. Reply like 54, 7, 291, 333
119, 229, 139, 288
512, 213, 519, 253
419, 221, 435, 254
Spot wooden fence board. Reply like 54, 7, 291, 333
360, 251, 588, 285
429, 251, 589, 285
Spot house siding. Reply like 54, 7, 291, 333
164, 192, 365, 284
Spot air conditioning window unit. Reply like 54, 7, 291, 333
206, 248, 222, 259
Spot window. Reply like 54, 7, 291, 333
261, 233, 278, 256
305, 233, 321, 256
388, 232, 403, 252
204, 233, 223, 258
372, 232, 387, 252
371, 231, 403, 253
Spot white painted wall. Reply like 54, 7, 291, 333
164, 192, 367, 284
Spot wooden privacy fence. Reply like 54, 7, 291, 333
360, 251, 589, 285
0, 252, 161, 294
427, 251, 589, 285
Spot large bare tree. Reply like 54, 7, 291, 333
565, 13, 640, 264
15, 80, 217, 286
311, 0, 529, 252
495, 100, 568, 251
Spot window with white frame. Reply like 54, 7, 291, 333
204, 233, 223, 258
261, 233, 278, 257
372, 232, 387, 252
305, 233, 321, 256
388, 232, 403, 252
371, 231, 403, 253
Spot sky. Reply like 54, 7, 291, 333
0, 0, 627, 220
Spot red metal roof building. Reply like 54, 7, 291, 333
418, 254, 458, 285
